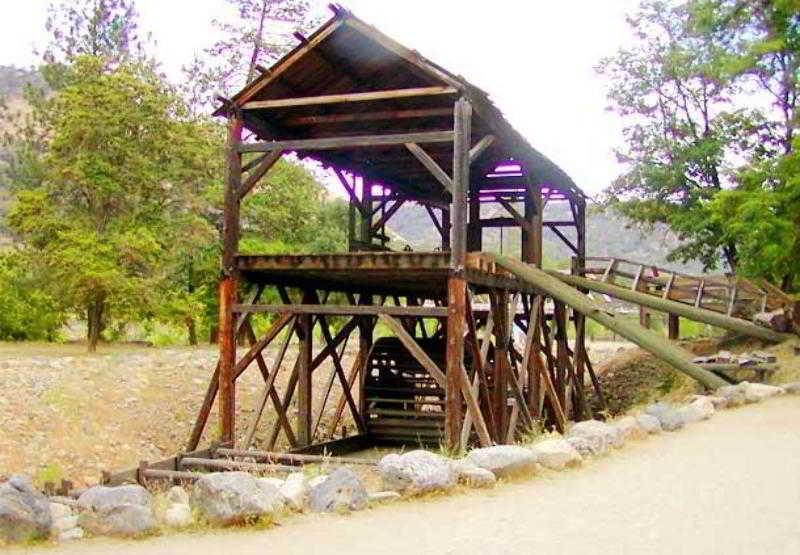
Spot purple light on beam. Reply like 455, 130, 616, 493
486, 172, 523, 178
494, 163, 522, 173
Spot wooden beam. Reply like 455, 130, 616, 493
241, 86, 457, 110
239, 150, 283, 200
469, 134, 495, 164
239, 130, 455, 153
496, 197, 532, 232
451, 97, 471, 269
285, 107, 452, 126
405, 143, 453, 193
378, 314, 447, 388
232, 304, 448, 317
370, 199, 406, 233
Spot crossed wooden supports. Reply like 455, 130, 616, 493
187, 280, 606, 454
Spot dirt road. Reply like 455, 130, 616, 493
16, 395, 800, 554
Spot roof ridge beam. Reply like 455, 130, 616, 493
238, 130, 454, 153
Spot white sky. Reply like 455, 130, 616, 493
0, 0, 642, 196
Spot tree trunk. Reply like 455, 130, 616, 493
186, 315, 198, 346
86, 295, 106, 353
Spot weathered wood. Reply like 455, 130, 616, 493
238, 131, 455, 153
405, 142, 453, 193
451, 97, 471, 268
285, 107, 453, 127
493, 256, 730, 389
239, 149, 282, 200
296, 292, 314, 447
232, 304, 448, 317
218, 276, 237, 445
445, 275, 465, 450
179, 457, 295, 474
222, 116, 243, 273
214, 448, 377, 466
377, 314, 446, 387
242, 86, 457, 110
553, 272, 791, 343
469, 134, 495, 164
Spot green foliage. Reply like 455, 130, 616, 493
0, 250, 64, 340
600, 0, 800, 290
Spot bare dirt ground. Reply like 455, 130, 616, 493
12, 395, 800, 554
0, 338, 638, 487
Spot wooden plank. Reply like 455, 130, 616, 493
285, 107, 452, 126
238, 149, 282, 200
446, 276, 465, 450
405, 143, 453, 193
239, 130, 455, 153
469, 134, 495, 164
242, 86, 457, 110
451, 97, 471, 269
232, 304, 448, 317
378, 314, 446, 388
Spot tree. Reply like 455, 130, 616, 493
598, 0, 763, 271
6, 56, 218, 351
182, 0, 316, 113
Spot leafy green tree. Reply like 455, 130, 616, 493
0, 250, 64, 340
598, 0, 765, 271
6, 56, 218, 350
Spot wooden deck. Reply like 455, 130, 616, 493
237, 251, 535, 296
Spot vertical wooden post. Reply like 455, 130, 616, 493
639, 306, 651, 329
451, 97, 471, 267
357, 293, 373, 419
219, 113, 242, 445
361, 179, 372, 246
492, 290, 510, 440
441, 208, 451, 251
296, 290, 314, 446
467, 180, 481, 252
668, 314, 680, 340
446, 276, 466, 451
572, 200, 587, 419
445, 97, 471, 452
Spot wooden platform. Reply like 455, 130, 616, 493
238, 251, 535, 296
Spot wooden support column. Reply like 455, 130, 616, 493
296, 291, 314, 446
357, 293, 374, 418
668, 314, 680, 340
441, 208, 451, 251
446, 276, 466, 451
492, 290, 510, 439
361, 179, 372, 246
451, 97, 471, 267
467, 181, 481, 252
219, 113, 242, 445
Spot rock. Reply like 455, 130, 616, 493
49, 502, 73, 520
566, 436, 597, 457
452, 462, 497, 488
0, 475, 53, 543
77, 485, 155, 538
57, 527, 85, 542
164, 503, 192, 528
166, 486, 189, 505
690, 397, 715, 420
378, 450, 456, 494
51, 515, 79, 534
613, 416, 645, 441
567, 420, 621, 454
741, 381, 784, 402
307, 474, 328, 489
678, 400, 712, 424
531, 438, 582, 470
279, 473, 308, 511
782, 382, 800, 395
636, 414, 662, 434
645, 402, 685, 431
465, 445, 538, 478
694, 395, 728, 410
367, 491, 402, 503
257, 477, 285, 490
190, 472, 282, 526
717, 385, 747, 407
308, 468, 367, 513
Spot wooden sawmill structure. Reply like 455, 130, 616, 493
182, 5, 794, 460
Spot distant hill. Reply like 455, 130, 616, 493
385, 201, 704, 274
0, 66, 42, 244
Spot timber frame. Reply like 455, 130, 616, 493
189, 5, 597, 454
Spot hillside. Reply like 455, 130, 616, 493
385, 202, 704, 273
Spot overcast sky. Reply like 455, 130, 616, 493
0, 0, 642, 196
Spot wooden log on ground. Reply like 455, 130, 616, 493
179, 457, 296, 474
491, 255, 729, 390
214, 448, 377, 466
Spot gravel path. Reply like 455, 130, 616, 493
16, 396, 800, 554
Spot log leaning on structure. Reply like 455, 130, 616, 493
491, 255, 730, 390
550, 272, 792, 343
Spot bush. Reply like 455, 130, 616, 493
0, 250, 64, 340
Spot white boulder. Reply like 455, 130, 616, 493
465, 445, 539, 478
531, 438, 582, 470
378, 450, 456, 494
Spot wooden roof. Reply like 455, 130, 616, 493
216, 6, 584, 204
